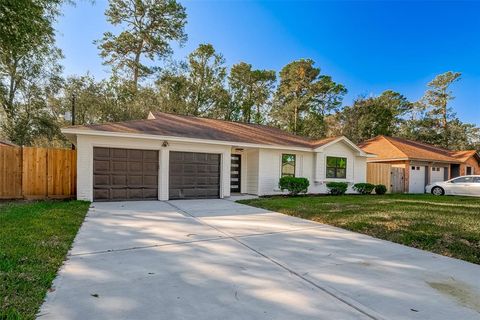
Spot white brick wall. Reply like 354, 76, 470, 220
75, 134, 368, 200
76, 135, 231, 201
255, 140, 368, 195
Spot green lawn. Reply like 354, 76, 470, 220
0, 201, 90, 320
239, 194, 480, 264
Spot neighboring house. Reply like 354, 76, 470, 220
0, 140, 17, 147
359, 135, 480, 193
61, 112, 372, 201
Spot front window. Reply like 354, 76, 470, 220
281, 154, 296, 177
326, 156, 347, 179
466, 166, 473, 175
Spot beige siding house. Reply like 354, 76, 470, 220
62, 112, 372, 201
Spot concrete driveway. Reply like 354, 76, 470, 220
39, 200, 480, 320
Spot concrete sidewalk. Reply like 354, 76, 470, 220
39, 200, 480, 320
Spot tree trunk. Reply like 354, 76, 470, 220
133, 50, 141, 91
294, 105, 298, 133
441, 90, 449, 148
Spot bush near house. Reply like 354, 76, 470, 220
279, 177, 310, 196
353, 183, 375, 195
326, 182, 349, 195
375, 184, 387, 195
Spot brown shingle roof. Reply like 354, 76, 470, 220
67, 112, 340, 149
359, 135, 478, 163
0, 140, 17, 147
449, 150, 480, 162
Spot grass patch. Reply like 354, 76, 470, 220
0, 200, 90, 320
239, 194, 480, 264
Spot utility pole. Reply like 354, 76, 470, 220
71, 93, 76, 150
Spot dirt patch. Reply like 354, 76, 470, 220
428, 280, 480, 313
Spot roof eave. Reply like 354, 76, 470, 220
61, 128, 314, 152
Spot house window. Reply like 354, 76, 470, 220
326, 156, 347, 179
466, 166, 473, 175
281, 154, 296, 177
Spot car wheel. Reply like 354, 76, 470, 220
431, 186, 444, 196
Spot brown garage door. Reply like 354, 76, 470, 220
169, 151, 220, 199
93, 147, 158, 201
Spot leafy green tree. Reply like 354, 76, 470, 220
420, 71, 461, 148
186, 44, 227, 116
398, 71, 480, 150
97, 0, 187, 89
154, 44, 228, 117
228, 62, 276, 123
54, 74, 106, 125
0, 0, 65, 145
339, 90, 412, 143
271, 59, 346, 137
155, 65, 190, 115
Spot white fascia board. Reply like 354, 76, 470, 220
60, 128, 314, 152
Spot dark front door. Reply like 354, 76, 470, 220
230, 154, 241, 193
451, 164, 460, 178
93, 147, 158, 201
169, 151, 220, 199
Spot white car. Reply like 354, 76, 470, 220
426, 175, 480, 196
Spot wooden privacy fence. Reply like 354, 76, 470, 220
0, 146, 76, 199
367, 163, 405, 193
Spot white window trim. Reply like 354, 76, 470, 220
280, 153, 297, 178
324, 154, 349, 181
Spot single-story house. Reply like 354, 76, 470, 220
61, 112, 373, 201
359, 135, 480, 193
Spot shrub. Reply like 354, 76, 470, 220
279, 177, 310, 196
353, 183, 375, 195
326, 182, 349, 195
375, 184, 387, 195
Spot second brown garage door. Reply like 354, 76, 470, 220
169, 151, 220, 199
93, 147, 158, 201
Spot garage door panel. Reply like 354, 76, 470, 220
128, 175, 143, 186
205, 189, 220, 197
94, 189, 109, 200
209, 165, 219, 173
169, 151, 220, 200
143, 150, 158, 160
143, 188, 158, 198
111, 161, 127, 171
111, 189, 127, 200
94, 174, 110, 186
143, 162, 157, 172
184, 164, 196, 174
143, 175, 158, 187
93, 147, 158, 201
111, 148, 127, 158
128, 161, 143, 173
127, 188, 143, 199
94, 160, 110, 172
128, 149, 143, 160
111, 175, 127, 187
94, 147, 110, 158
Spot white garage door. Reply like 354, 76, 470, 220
409, 166, 425, 193
431, 167, 445, 183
